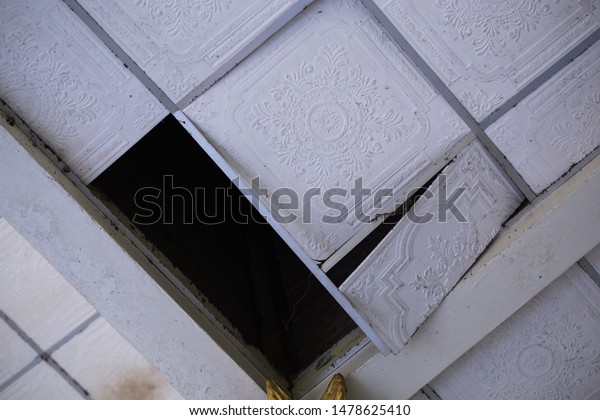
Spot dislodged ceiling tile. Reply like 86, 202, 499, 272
486, 40, 600, 194
185, 0, 469, 261
0, 0, 167, 184
431, 265, 600, 399
79, 0, 310, 103
340, 141, 523, 354
371, 0, 600, 121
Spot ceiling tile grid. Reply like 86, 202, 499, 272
78, 0, 310, 103
0, 0, 167, 184
339, 141, 524, 353
0, 362, 84, 400
486, 40, 600, 194
52, 317, 183, 400
372, 0, 600, 122
0, 318, 37, 386
0, 218, 97, 350
430, 264, 600, 399
185, 0, 469, 261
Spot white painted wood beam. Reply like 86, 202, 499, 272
302, 152, 600, 399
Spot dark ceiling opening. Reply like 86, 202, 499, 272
90, 115, 357, 381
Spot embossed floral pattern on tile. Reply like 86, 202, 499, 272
0, 0, 166, 183
79, 0, 304, 102
373, 0, 600, 121
186, 0, 468, 261
340, 142, 523, 353
431, 266, 600, 399
435, 0, 552, 58
487, 41, 600, 194
248, 43, 404, 190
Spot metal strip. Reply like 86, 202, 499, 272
44, 357, 93, 400
46, 312, 101, 355
0, 358, 42, 393
359, 0, 538, 202
422, 385, 442, 400
175, 111, 392, 355
61, 0, 178, 113
0, 309, 92, 399
481, 28, 600, 129
504, 145, 600, 232
176, 0, 313, 109
0, 309, 45, 354
578, 258, 600, 289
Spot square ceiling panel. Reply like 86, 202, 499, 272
79, 0, 311, 103
486, 40, 600, 194
372, 0, 600, 121
0, 0, 167, 183
431, 265, 600, 399
185, 0, 469, 261
340, 141, 523, 353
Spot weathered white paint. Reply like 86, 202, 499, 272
185, 0, 469, 262
371, 0, 600, 122
431, 265, 600, 399
303, 151, 600, 399
0, 0, 167, 184
487, 41, 600, 194
340, 141, 523, 353
0, 115, 264, 399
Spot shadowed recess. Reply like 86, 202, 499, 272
90, 115, 357, 380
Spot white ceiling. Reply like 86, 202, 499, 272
1, 0, 599, 399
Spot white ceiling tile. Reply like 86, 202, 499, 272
372, 0, 600, 121
185, 0, 469, 261
340, 141, 523, 353
0, 219, 97, 350
0, 319, 37, 385
53, 318, 183, 400
0, 362, 83, 400
486, 41, 600, 194
0, 0, 167, 184
431, 265, 600, 399
78, 0, 309, 103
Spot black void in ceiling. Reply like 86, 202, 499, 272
90, 115, 358, 380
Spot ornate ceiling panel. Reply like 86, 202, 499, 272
185, 0, 469, 261
372, 0, 600, 121
431, 265, 600, 399
486, 41, 600, 194
0, 0, 167, 184
79, 0, 310, 103
340, 141, 523, 353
